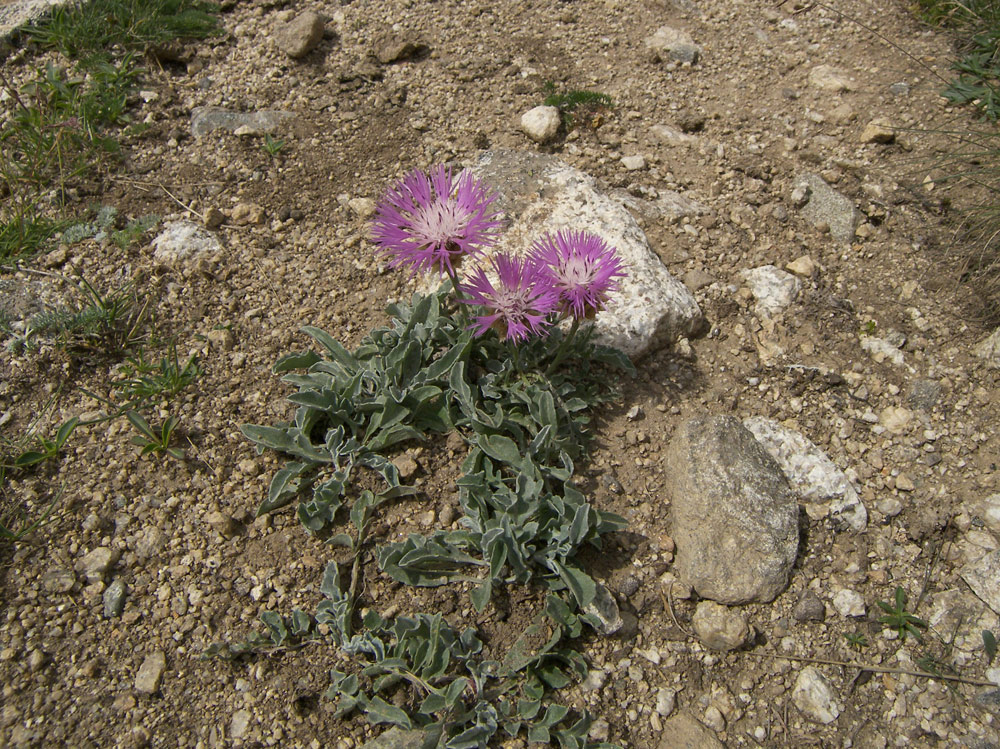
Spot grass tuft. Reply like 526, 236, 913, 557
916, 0, 1000, 320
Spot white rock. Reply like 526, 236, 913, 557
655, 687, 677, 717
792, 667, 841, 723
644, 26, 701, 64
879, 406, 913, 434
466, 150, 705, 358
962, 550, 1000, 616
520, 106, 561, 143
741, 265, 801, 318
832, 589, 866, 618
975, 328, 1000, 368
230, 709, 251, 740
621, 155, 646, 171
744, 416, 867, 531
860, 335, 907, 368
979, 494, 1000, 535
808, 64, 856, 92
649, 124, 698, 146
348, 197, 376, 219
152, 221, 222, 265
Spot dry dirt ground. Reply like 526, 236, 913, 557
2, 0, 1000, 747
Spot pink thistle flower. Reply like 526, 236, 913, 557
459, 253, 559, 343
371, 165, 502, 277
530, 229, 626, 319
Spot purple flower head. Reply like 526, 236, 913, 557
459, 253, 559, 343
530, 229, 627, 319
371, 165, 502, 277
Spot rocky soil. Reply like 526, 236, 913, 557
2, 0, 1000, 747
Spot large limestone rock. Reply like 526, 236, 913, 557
666, 415, 799, 604
469, 150, 705, 358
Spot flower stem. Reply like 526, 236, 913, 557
546, 316, 581, 376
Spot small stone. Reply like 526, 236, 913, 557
42, 568, 76, 593
832, 588, 866, 618
520, 105, 561, 143
589, 720, 610, 742
360, 728, 430, 748
583, 583, 623, 635
374, 33, 426, 64
644, 26, 701, 64
785, 255, 817, 278
78, 546, 117, 583
275, 11, 325, 59
860, 118, 895, 144
879, 406, 912, 434
205, 511, 238, 538
231, 203, 265, 226
391, 455, 420, 480
657, 713, 725, 748
207, 328, 235, 351
656, 687, 677, 717
42, 246, 69, 268
808, 64, 855, 92
692, 600, 749, 651
203, 206, 225, 229
895, 473, 915, 492
793, 591, 826, 622
581, 668, 608, 692
28, 649, 47, 672
974, 328, 1000, 368
889, 82, 910, 96
348, 197, 376, 219
134, 651, 167, 695
621, 155, 646, 171
790, 184, 811, 208
875, 497, 903, 517
703, 705, 725, 732
230, 709, 251, 740
792, 667, 841, 723
104, 578, 128, 618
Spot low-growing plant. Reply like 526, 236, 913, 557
984, 630, 997, 664
237, 165, 633, 746
14, 277, 148, 355
261, 134, 286, 157
24, 0, 220, 61
843, 631, 869, 650
126, 410, 184, 460
877, 586, 929, 642
12, 416, 80, 468
542, 82, 614, 129
112, 344, 200, 403
112, 214, 159, 250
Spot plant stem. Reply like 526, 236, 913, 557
545, 316, 581, 376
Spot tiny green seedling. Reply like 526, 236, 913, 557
843, 631, 869, 650
861, 320, 877, 336
126, 410, 184, 460
261, 134, 286, 157
984, 630, 997, 664
877, 586, 928, 642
